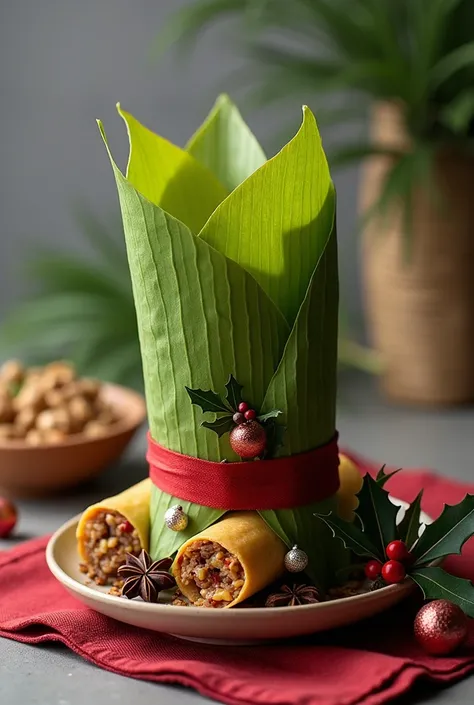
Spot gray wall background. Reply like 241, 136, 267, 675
0, 0, 363, 332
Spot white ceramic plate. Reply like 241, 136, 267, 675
46, 499, 431, 644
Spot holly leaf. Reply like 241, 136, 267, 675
376, 465, 402, 488
257, 409, 283, 423
185, 386, 230, 414
264, 419, 286, 459
412, 494, 474, 567
410, 566, 474, 618
315, 511, 381, 562
201, 415, 234, 437
355, 473, 398, 559
224, 374, 244, 412
398, 490, 423, 550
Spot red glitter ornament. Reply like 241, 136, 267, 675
230, 420, 266, 458
381, 559, 406, 584
386, 540, 411, 563
0, 497, 18, 538
365, 559, 382, 580
414, 600, 468, 655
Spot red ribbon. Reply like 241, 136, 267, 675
147, 432, 340, 510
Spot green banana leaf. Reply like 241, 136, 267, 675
100, 96, 343, 581
186, 93, 267, 191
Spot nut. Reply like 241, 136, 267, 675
0, 423, 19, 440
15, 407, 37, 433
83, 421, 108, 438
0, 360, 24, 384
44, 388, 66, 408
77, 378, 100, 401
36, 408, 71, 433
42, 429, 67, 444
41, 362, 76, 389
68, 396, 93, 432
0, 397, 15, 423
25, 429, 46, 446
13, 384, 46, 413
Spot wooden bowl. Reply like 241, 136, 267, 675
0, 384, 146, 498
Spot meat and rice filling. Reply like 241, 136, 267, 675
79, 510, 141, 586
178, 539, 245, 608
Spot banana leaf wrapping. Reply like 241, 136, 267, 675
100, 95, 350, 589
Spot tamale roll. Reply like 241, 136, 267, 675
173, 511, 286, 608
76, 478, 151, 586
335, 454, 363, 522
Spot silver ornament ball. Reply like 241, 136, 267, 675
284, 545, 309, 573
164, 505, 188, 532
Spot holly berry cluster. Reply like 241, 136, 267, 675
232, 402, 256, 425
186, 375, 284, 459
365, 539, 412, 585
316, 468, 474, 619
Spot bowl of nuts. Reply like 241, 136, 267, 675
0, 360, 146, 497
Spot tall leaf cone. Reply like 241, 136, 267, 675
99, 95, 349, 587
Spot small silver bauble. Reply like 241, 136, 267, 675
284, 545, 309, 573
164, 505, 188, 532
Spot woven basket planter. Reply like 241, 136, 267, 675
360, 102, 474, 405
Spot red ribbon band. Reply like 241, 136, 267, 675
147, 432, 340, 510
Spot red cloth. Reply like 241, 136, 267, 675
1, 458, 474, 705
147, 432, 340, 509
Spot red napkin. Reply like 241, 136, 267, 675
1, 460, 474, 705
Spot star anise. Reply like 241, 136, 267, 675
117, 550, 176, 602
265, 584, 320, 607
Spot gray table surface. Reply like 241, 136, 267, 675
1, 371, 474, 704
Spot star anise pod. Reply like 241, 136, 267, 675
117, 550, 176, 602
265, 584, 320, 607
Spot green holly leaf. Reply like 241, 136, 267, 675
376, 465, 402, 488
315, 511, 381, 562
410, 566, 474, 618
398, 490, 423, 550
412, 494, 474, 567
185, 386, 231, 414
224, 374, 244, 412
201, 415, 234, 437
257, 409, 283, 423
356, 473, 398, 559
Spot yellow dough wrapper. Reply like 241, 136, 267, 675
173, 511, 287, 608
76, 478, 151, 585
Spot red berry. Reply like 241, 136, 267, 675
364, 559, 382, 580
244, 409, 256, 420
238, 402, 249, 413
233, 412, 246, 425
0, 497, 17, 538
386, 540, 411, 563
118, 520, 134, 534
381, 560, 406, 584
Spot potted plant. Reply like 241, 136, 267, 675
164, 0, 474, 405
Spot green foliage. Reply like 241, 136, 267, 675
398, 489, 423, 550
355, 473, 399, 557
411, 566, 474, 617
0, 212, 143, 390
376, 464, 402, 488
412, 494, 474, 567
163, 0, 474, 231
224, 374, 244, 411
